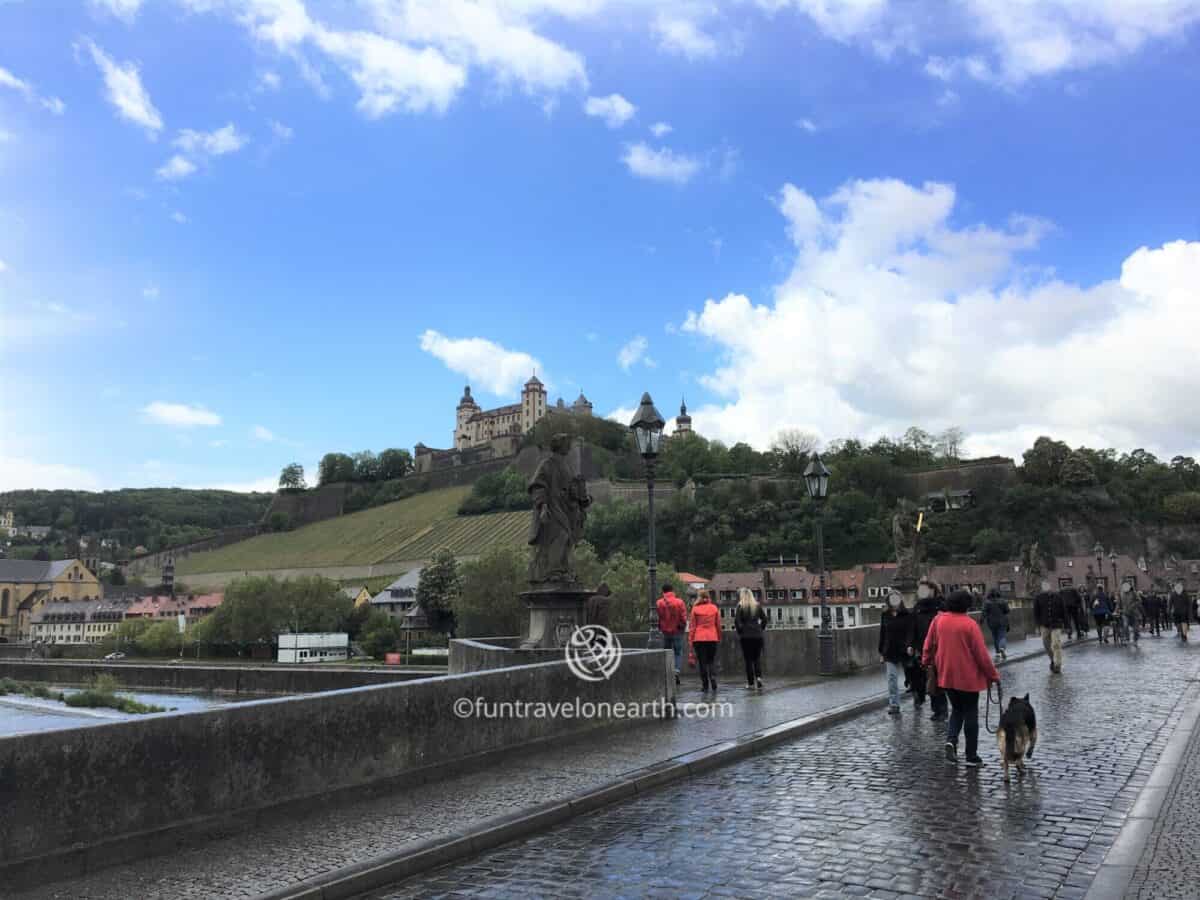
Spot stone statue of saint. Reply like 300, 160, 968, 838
1023, 541, 1044, 597
527, 433, 591, 584
892, 499, 921, 584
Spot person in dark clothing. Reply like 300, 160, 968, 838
733, 587, 769, 690
586, 583, 611, 629
1092, 587, 1113, 643
1145, 592, 1163, 636
911, 580, 946, 719
1073, 588, 1092, 639
1060, 587, 1083, 642
1033, 581, 1068, 673
982, 590, 1010, 660
1170, 583, 1191, 642
879, 590, 915, 715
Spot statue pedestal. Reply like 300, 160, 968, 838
520, 583, 594, 649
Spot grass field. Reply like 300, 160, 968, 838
176, 487, 528, 574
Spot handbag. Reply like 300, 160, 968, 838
926, 662, 941, 698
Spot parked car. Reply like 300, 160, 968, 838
103, 651, 126, 660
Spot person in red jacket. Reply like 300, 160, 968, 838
922, 589, 1001, 768
656, 583, 688, 685
688, 590, 723, 693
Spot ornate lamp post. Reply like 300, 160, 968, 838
1110, 549, 1119, 594
803, 453, 833, 676
629, 393, 666, 648
1093, 541, 1104, 591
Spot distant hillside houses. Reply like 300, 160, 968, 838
0, 509, 52, 541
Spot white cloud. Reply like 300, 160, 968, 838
252, 424, 275, 441
209, 439, 230, 448
257, 69, 282, 91
0, 65, 65, 114
156, 154, 197, 180
617, 335, 653, 371
141, 401, 221, 427
761, 0, 1200, 85
90, 0, 143, 22
797, 117, 818, 132
0, 259, 7, 273
0, 130, 11, 144
419, 329, 542, 396
654, 14, 719, 59
83, 39, 163, 135
606, 406, 637, 428
270, 119, 294, 140
584, 93, 636, 128
622, 142, 701, 185
650, 121, 672, 137
142, 283, 160, 299
0, 456, 103, 491
680, 175, 1200, 461
171, 210, 188, 224
174, 123, 248, 155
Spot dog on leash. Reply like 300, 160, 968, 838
997, 694, 1038, 783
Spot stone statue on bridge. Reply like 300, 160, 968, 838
527, 433, 591, 585
891, 499, 922, 587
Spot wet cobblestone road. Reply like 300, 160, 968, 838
372, 638, 1200, 900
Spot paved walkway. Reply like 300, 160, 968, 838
1125, 688, 1200, 899
370, 636, 1200, 900
12, 635, 1052, 900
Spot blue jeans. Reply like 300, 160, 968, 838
946, 688, 980, 758
989, 623, 1007, 653
662, 632, 683, 672
885, 661, 905, 708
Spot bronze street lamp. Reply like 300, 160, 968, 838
803, 453, 834, 676
1094, 541, 1104, 591
629, 393, 666, 649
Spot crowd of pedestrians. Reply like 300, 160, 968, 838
647, 573, 1198, 767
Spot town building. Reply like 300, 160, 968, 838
370, 571, 420, 622
342, 585, 372, 607
674, 399, 692, 435
29, 597, 133, 645
0, 559, 102, 641
709, 563, 868, 631
124, 593, 224, 623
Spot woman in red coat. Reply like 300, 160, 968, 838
688, 590, 723, 693
921, 589, 1001, 767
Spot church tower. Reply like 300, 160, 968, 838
675, 398, 693, 435
521, 374, 546, 433
455, 386, 480, 450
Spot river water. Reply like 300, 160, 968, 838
0, 688, 240, 737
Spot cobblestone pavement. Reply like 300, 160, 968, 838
16, 638, 1055, 900
370, 638, 1200, 900
1126, 695, 1200, 899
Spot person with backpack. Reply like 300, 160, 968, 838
921, 589, 1001, 768
878, 589, 915, 716
688, 589, 722, 693
656, 582, 688, 685
733, 587, 769, 690
982, 589, 1010, 660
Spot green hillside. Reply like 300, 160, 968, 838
176, 486, 528, 574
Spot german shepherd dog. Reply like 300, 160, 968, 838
997, 694, 1038, 783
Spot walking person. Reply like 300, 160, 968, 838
921, 589, 1001, 768
1034, 580, 1068, 673
733, 587, 768, 690
982, 589, 1010, 660
1118, 583, 1143, 645
688, 589, 722, 692
1061, 587, 1083, 642
879, 590, 915, 716
1092, 587, 1113, 644
656, 582, 688, 685
1145, 592, 1163, 637
1170, 582, 1191, 642
911, 580, 946, 719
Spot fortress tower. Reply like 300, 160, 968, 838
521, 375, 547, 433
455, 386, 481, 450
675, 398, 693, 435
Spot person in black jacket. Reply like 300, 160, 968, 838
1170, 582, 1192, 642
1060, 587, 1083, 642
733, 587, 769, 689
982, 590, 1010, 660
879, 590, 915, 716
1145, 592, 1163, 637
910, 580, 946, 719
1033, 580, 1068, 673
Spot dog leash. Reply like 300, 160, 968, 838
984, 681, 1004, 735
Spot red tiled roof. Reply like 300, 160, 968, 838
675, 572, 708, 584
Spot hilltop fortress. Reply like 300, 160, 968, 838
414, 375, 593, 474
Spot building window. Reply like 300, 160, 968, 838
847, 608, 856, 624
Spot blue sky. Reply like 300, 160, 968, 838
2, 0, 1199, 492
